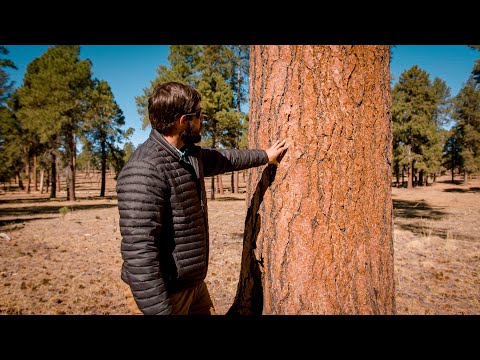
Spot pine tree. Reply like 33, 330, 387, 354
392, 66, 442, 188
16, 45, 93, 200
82, 79, 132, 195
451, 76, 480, 183
443, 129, 462, 181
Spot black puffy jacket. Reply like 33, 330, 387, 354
116, 129, 268, 314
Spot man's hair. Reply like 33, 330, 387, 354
148, 82, 201, 135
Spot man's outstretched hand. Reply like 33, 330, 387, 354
265, 139, 289, 166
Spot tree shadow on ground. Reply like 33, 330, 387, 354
393, 199, 447, 220
437, 179, 465, 185
0, 195, 117, 204
443, 187, 480, 193
392, 199, 470, 241
214, 197, 245, 202
0, 197, 52, 205
0, 203, 118, 218
0, 217, 58, 228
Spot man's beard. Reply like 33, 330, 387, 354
180, 121, 202, 146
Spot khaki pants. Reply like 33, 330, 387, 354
123, 281, 216, 315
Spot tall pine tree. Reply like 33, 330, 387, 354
392, 66, 444, 188
451, 76, 480, 183
82, 79, 132, 196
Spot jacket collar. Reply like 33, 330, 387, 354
149, 128, 200, 161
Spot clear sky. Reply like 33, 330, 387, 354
5, 45, 479, 147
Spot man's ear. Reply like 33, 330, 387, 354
178, 115, 188, 128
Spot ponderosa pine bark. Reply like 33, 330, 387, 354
228, 45, 395, 315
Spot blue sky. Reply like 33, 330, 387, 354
5, 45, 479, 147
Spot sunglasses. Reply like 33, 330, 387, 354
184, 109, 202, 118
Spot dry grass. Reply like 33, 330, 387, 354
392, 177, 480, 315
0, 172, 479, 314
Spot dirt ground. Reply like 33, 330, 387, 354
0, 172, 478, 315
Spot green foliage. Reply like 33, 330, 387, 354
81, 79, 133, 178
468, 45, 480, 84
58, 206, 71, 217
197, 45, 244, 149
0, 46, 20, 181
16, 46, 93, 144
0, 46, 17, 106
432, 77, 451, 128
0, 105, 23, 182
122, 141, 135, 163
443, 129, 462, 172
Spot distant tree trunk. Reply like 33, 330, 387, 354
66, 167, 71, 200
401, 166, 405, 187
100, 137, 107, 197
33, 155, 38, 192
211, 177, 215, 200
56, 169, 60, 195
235, 171, 239, 193
66, 128, 76, 201
46, 170, 50, 194
451, 167, 454, 182
419, 170, 424, 186
50, 153, 57, 198
218, 174, 224, 194
407, 147, 413, 189
229, 45, 395, 315
26, 159, 31, 194
39, 169, 44, 194
464, 170, 468, 185
16, 173, 24, 190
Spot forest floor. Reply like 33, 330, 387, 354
0, 172, 478, 315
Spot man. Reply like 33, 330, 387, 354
116, 82, 288, 315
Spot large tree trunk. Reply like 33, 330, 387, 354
228, 45, 395, 315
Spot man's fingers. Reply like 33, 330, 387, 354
272, 139, 287, 149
